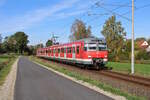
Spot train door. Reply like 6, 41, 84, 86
64, 47, 66, 59
72, 45, 76, 59
76, 45, 80, 59
54, 49, 55, 58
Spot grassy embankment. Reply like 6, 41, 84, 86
107, 62, 150, 77
30, 56, 146, 100
0, 54, 17, 85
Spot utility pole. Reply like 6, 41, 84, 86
40, 40, 42, 48
131, 0, 134, 74
51, 33, 58, 45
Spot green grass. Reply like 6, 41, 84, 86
0, 54, 17, 85
30, 56, 146, 100
107, 62, 150, 77
0, 55, 10, 63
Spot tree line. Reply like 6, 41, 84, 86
0, 32, 36, 55
66, 15, 150, 62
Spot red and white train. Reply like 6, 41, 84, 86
37, 37, 108, 69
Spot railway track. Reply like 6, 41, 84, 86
41, 58, 150, 88
98, 71, 150, 87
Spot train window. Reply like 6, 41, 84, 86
48, 49, 51, 53
84, 47, 87, 51
61, 48, 64, 53
77, 46, 79, 54
64, 48, 66, 53
67, 47, 71, 53
58, 49, 60, 53
67, 48, 69, 53
89, 47, 96, 51
55, 49, 57, 53
99, 47, 106, 51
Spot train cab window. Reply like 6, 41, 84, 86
77, 46, 79, 54
84, 47, 87, 51
99, 47, 107, 51
89, 47, 96, 51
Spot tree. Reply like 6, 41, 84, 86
101, 15, 126, 61
13, 32, 29, 54
0, 34, 2, 53
46, 39, 53, 47
0, 34, 2, 43
69, 19, 92, 41
136, 50, 149, 60
147, 38, 150, 45
135, 37, 146, 42
2, 36, 16, 53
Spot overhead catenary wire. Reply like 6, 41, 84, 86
58, 0, 150, 42
85, 0, 133, 24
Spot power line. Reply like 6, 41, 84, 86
121, 3, 150, 16
85, 1, 133, 24
57, 0, 150, 43
94, 1, 132, 21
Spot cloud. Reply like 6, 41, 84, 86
0, 0, 6, 7
52, 10, 86, 20
0, 0, 81, 33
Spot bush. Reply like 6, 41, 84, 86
135, 50, 149, 60
118, 52, 129, 61
108, 52, 116, 61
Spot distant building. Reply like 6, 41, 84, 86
137, 40, 149, 49
146, 46, 150, 52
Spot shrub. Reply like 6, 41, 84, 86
135, 50, 149, 60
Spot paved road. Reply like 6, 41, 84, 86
14, 57, 113, 100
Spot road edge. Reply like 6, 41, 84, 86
33, 61, 126, 100
0, 57, 19, 100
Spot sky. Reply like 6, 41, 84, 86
0, 0, 150, 45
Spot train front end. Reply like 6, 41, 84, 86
82, 37, 108, 69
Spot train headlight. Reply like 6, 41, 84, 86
104, 55, 107, 58
88, 56, 92, 58
103, 58, 108, 62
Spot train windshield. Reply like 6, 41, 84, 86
98, 46, 107, 51
84, 43, 107, 51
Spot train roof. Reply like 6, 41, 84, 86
37, 37, 106, 50
76, 37, 106, 44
